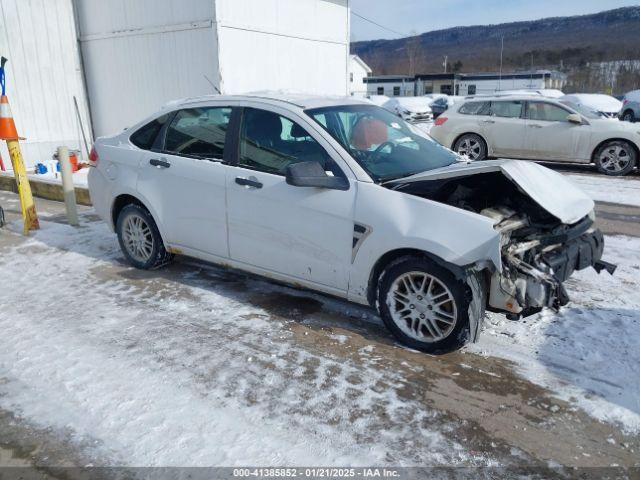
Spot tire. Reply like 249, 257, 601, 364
622, 110, 635, 123
116, 204, 172, 269
376, 256, 482, 354
594, 140, 637, 176
453, 133, 487, 161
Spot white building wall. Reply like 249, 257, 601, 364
0, 0, 92, 168
74, 0, 220, 137
215, 0, 349, 96
458, 77, 548, 96
349, 56, 370, 97
366, 81, 414, 97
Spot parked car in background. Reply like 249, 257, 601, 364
620, 90, 640, 123
88, 93, 612, 353
365, 94, 390, 107
561, 94, 622, 119
430, 95, 640, 175
483, 89, 564, 98
383, 97, 433, 124
430, 96, 465, 119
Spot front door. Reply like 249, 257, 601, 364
523, 101, 591, 162
136, 106, 233, 257
225, 107, 356, 291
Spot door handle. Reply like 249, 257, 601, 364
481, 119, 495, 124
235, 177, 263, 189
150, 158, 171, 168
528, 124, 543, 129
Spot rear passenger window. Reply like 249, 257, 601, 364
130, 114, 169, 150
458, 101, 490, 115
490, 100, 523, 118
164, 107, 231, 159
239, 108, 335, 176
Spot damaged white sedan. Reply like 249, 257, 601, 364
89, 94, 615, 353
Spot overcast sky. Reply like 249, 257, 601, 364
350, 0, 640, 41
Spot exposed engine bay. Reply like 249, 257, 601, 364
392, 171, 617, 318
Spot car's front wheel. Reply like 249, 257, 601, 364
116, 204, 172, 269
622, 110, 636, 123
377, 256, 481, 353
594, 140, 637, 176
453, 133, 487, 161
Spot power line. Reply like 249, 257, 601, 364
351, 11, 407, 37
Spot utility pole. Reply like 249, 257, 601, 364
498, 36, 504, 91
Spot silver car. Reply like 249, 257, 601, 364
430, 95, 640, 176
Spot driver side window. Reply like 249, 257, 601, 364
238, 108, 337, 176
528, 102, 570, 122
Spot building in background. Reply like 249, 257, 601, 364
0, 0, 351, 168
414, 73, 457, 96
364, 75, 415, 97
349, 54, 372, 97
456, 70, 567, 96
0, 0, 92, 170
366, 70, 567, 97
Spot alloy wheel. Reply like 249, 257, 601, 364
599, 145, 632, 173
122, 213, 154, 263
457, 137, 482, 160
386, 271, 458, 343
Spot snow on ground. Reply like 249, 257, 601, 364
0, 217, 480, 467
470, 235, 640, 434
565, 174, 640, 207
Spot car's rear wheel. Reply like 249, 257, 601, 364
377, 256, 480, 353
453, 134, 487, 161
116, 204, 172, 269
594, 140, 637, 176
622, 110, 636, 123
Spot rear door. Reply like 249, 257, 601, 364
482, 100, 527, 157
523, 101, 591, 161
224, 105, 356, 292
136, 105, 233, 258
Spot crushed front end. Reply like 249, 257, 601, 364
483, 207, 616, 318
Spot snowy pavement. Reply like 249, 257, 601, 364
0, 192, 639, 474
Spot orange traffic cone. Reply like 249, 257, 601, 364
0, 95, 20, 140
0, 93, 39, 233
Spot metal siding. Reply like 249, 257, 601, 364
75, 0, 215, 36
76, 0, 219, 137
215, 0, 349, 95
0, 0, 91, 168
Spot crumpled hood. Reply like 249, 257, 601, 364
387, 159, 595, 225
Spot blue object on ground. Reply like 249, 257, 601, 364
35, 163, 48, 174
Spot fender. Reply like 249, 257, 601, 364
347, 182, 501, 304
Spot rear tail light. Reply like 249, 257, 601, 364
434, 116, 448, 126
88, 146, 99, 166
623, 99, 629, 106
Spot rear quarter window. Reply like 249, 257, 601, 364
458, 101, 490, 115
130, 114, 170, 150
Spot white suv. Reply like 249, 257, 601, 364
430, 95, 640, 176
89, 93, 614, 353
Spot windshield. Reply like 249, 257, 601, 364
305, 104, 458, 182
559, 100, 601, 119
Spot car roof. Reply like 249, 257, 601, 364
163, 92, 371, 110
463, 94, 560, 102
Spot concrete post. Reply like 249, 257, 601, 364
57, 146, 79, 226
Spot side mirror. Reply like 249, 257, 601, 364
567, 113, 583, 124
285, 161, 349, 191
